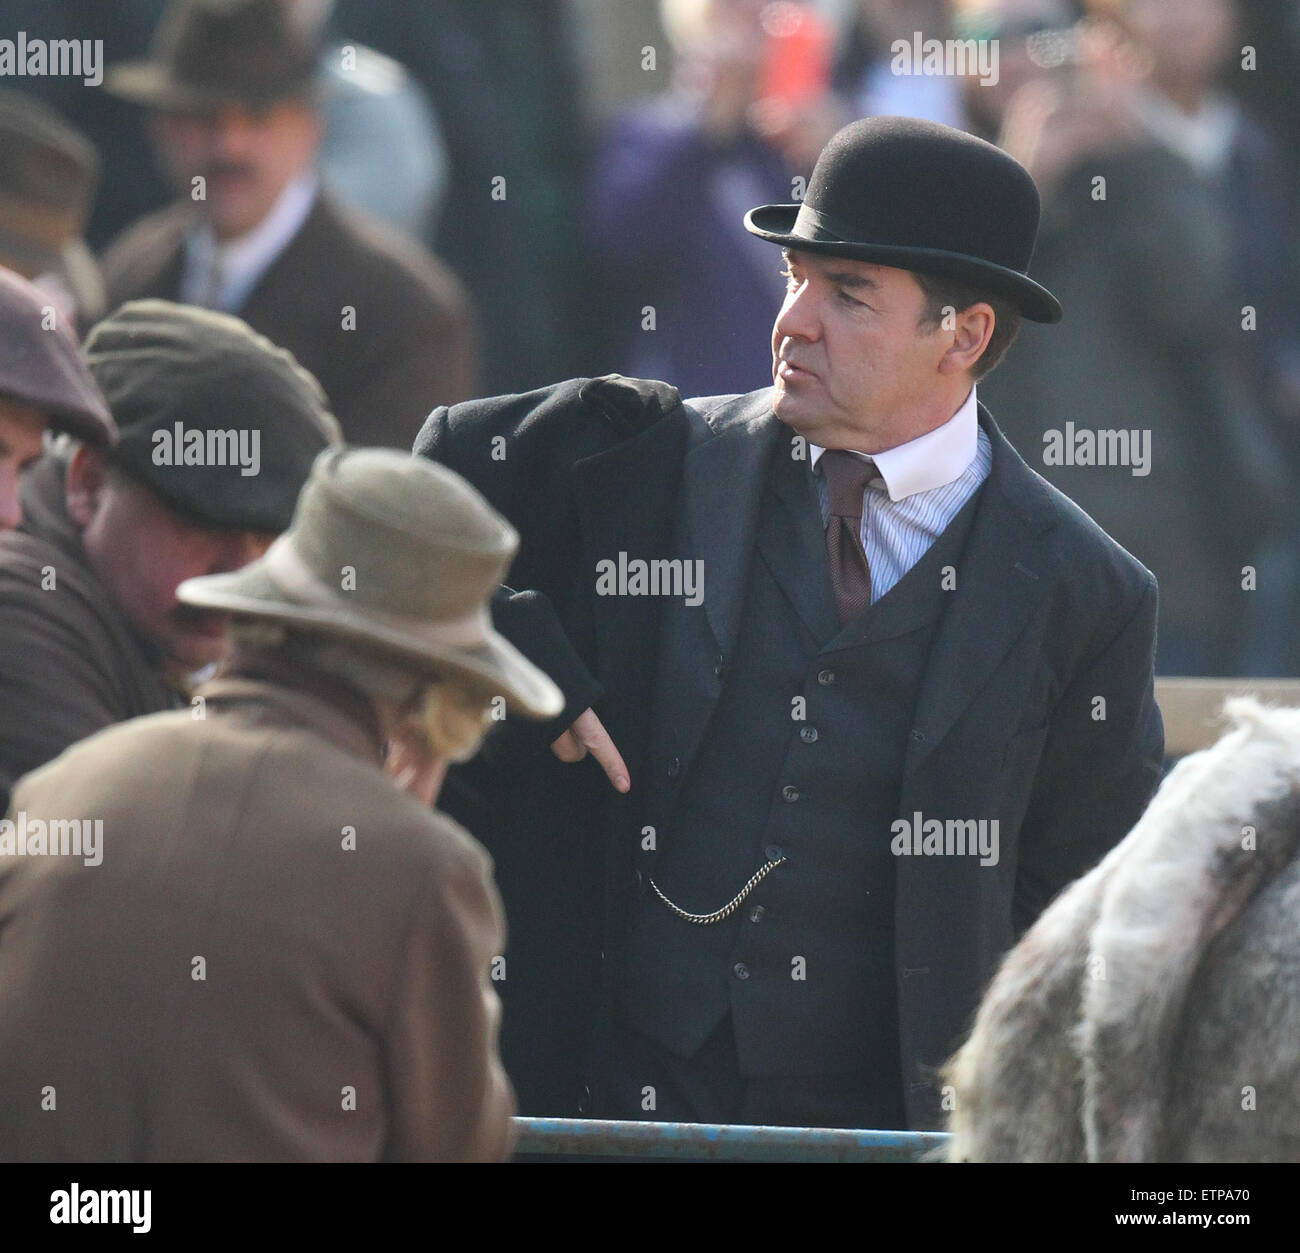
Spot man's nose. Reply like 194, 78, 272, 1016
773, 280, 820, 343
211, 107, 258, 158
0, 478, 22, 531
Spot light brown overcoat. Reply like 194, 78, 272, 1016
0, 675, 514, 1161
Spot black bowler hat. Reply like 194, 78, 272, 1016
83, 301, 341, 533
107, 0, 322, 113
744, 115, 1062, 323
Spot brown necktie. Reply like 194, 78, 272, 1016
820, 449, 876, 622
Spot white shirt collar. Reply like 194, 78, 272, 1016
182, 170, 319, 313
1131, 88, 1239, 176
809, 384, 980, 502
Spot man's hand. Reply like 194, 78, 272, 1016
550, 707, 630, 793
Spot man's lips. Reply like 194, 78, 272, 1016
777, 359, 817, 382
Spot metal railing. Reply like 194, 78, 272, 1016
511, 1117, 948, 1162
1155, 677, 1300, 757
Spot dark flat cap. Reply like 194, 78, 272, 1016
0, 266, 115, 445
83, 300, 342, 532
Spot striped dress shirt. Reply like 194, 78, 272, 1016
810, 385, 991, 605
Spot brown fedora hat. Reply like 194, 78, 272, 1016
107, 0, 322, 113
176, 447, 565, 719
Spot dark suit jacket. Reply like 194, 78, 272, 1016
414, 376, 1165, 1129
101, 191, 480, 449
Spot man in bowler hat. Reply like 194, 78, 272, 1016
0, 299, 340, 809
0, 447, 562, 1160
416, 116, 1165, 1130
0, 266, 116, 533
100, 0, 478, 448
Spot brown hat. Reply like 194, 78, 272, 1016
0, 89, 100, 279
107, 0, 322, 113
176, 447, 565, 719
0, 266, 115, 446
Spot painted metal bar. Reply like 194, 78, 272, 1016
512, 1117, 948, 1162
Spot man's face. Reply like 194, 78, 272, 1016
69, 450, 276, 669
151, 98, 321, 240
0, 398, 48, 530
771, 249, 954, 451
1122, 0, 1235, 89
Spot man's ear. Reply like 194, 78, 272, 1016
65, 445, 108, 530
939, 303, 995, 376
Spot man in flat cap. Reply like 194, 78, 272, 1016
416, 116, 1164, 1130
0, 266, 115, 532
0, 298, 340, 809
0, 447, 561, 1161
99, 0, 479, 449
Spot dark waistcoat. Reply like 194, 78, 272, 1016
616, 440, 984, 1093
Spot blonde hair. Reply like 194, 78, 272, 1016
410, 679, 494, 762
228, 617, 494, 761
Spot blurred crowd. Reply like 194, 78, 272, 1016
2, 0, 1298, 677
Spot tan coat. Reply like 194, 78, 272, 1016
0, 674, 514, 1162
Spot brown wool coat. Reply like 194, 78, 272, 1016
100, 192, 480, 449
0, 676, 515, 1162
0, 454, 177, 811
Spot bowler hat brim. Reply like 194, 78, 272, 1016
106, 62, 323, 112
177, 561, 565, 721
745, 203, 1063, 324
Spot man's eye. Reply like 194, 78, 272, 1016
839, 289, 867, 307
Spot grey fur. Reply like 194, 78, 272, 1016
944, 699, 1300, 1161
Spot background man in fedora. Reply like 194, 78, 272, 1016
0, 447, 561, 1161
416, 116, 1164, 1130
0, 89, 108, 332
0, 266, 116, 533
0, 299, 339, 810
99, 0, 479, 448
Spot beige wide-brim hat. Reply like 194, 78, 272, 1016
177, 447, 564, 720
